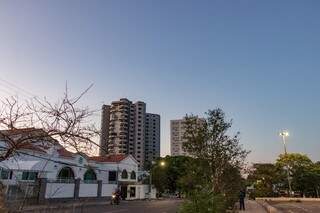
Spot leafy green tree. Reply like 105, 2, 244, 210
180, 108, 249, 212
179, 188, 226, 213
276, 153, 316, 197
276, 153, 313, 171
151, 156, 192, 195
183, 109, 249, 194
178, 158, 210, 196
220, 163, 245, 207
247, 163, 282, 197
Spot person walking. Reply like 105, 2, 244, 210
239, 189, 246, 211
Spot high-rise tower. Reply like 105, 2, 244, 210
100, 98, 160, 168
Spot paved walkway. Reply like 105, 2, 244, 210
240, 200, 267, 213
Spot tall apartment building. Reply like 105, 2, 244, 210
145, 113, 160, 164
100, 98, 160, 168
170, 118, 204, 156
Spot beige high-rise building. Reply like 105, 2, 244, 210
170, 118, 204, 156
100, 98, 160, 168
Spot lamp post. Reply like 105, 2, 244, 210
279, 130, 292, 197
279, 131, 289, 155
149, 161, 155, 195
149, 160, 165, 197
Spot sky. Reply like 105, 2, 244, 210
0, 0, 320, 163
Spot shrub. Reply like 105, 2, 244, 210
179, 188, 226, 213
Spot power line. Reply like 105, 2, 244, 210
0, 82, 34, 101
0, 87, 17, 97
0, 77, 37, 98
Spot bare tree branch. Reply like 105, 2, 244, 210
0, 85, 104, 161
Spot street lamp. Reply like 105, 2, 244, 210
279, 130, 289, 154
160, 161, 165, 167
279, 130, 292, 197
149, 160, 166, 198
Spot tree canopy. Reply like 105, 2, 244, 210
179, 108, 249, 212
183, 109, 249, 194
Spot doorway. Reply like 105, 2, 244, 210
120, 185, 127, 200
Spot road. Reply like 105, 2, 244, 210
242, 200, 267, 213
80, 199, 182, 213
269, 201, 320, 213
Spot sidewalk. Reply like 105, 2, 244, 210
240, 200, 267, 213
9, 200, 111, 212
9, 199, 162, 212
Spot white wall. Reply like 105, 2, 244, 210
79, 183, 98, 197
101, 184, 117, 197
97, 157, 138, 184
126, 184, 156, 200
45, 183, 75, 198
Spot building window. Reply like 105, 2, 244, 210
121, 169, 128, 179
22, 172, 37, 180
130, 186, 136, 197
130, 171, 136, 180
84, 169, 97, 183
57, 167, 75, 180
109, 171, 117, 182
0, 168, 9, 180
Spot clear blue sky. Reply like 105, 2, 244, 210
1, 0, 320, 163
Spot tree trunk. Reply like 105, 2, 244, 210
0, 183, 8, 213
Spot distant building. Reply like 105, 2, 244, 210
100, 98, 160, 168
170, 118, 204, 156
145, 113, 160, 164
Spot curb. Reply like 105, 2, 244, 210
256, 200, 282, 213
11, 201, 111, 212
12, 198, 167, 212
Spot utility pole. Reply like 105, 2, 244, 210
279, 130, 293, 197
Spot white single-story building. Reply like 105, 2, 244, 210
0, 128, 155, 202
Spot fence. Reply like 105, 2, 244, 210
5, 180, 39, 205
39, 179, 117, 202
79, 181, 99, 198
45, 182, 75, 199
101, 183, 117, 197
2, 178, 148, 205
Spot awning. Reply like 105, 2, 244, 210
0, 159, 50, 172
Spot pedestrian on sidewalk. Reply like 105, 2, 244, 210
239, 189, 246, 211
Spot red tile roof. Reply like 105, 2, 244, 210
0, 128, 37, 137
0, 128, 69, 155
0, 128, 58, 144
17, 142, 47, 153
89, 154, 127, 163
57, 148, 75, 158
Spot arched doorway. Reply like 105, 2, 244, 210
130, 171, 136, 180
83, 169, 97, 183
57, 167, 75, 180
121, 169, 128, 179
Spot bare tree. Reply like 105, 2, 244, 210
0, 85, 102, 161
0, 85, 103, 211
